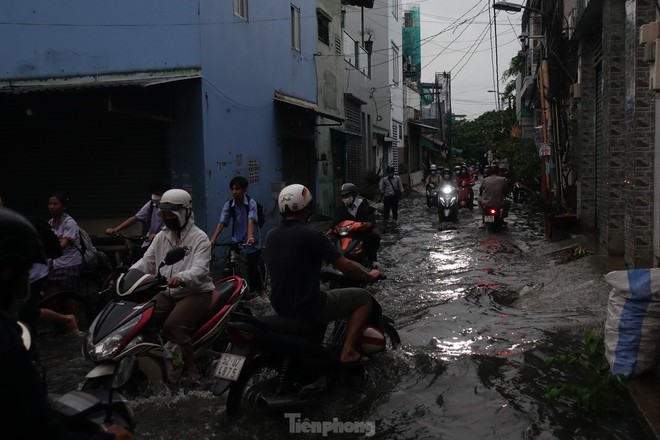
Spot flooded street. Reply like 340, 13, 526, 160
38, 190, 652, 439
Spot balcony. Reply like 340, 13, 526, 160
343, 31, 371, 77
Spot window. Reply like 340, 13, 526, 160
233, 0, 248, 20
392, 43, 400, 84
317, 8, 331, 46
392, 0, 399, 20
291, 5, 301, 52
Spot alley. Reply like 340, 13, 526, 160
38, 193, 652, 439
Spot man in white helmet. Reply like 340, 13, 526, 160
267, 184, 382, 364
131, 188, 214, 381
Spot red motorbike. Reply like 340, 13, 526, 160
81, 248, 248, 391
456, 177, 475, 210
326, 220, 372, 267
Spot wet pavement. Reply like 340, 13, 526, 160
37, 185, 657, 439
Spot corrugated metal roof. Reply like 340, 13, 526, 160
0, 69, 201, 94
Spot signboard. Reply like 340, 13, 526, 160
538, 143, 552, 157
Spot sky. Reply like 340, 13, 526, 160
404, 0, 523, 120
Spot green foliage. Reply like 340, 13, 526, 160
542, 330, 626, 412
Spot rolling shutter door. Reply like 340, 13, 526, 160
0, 89, 168, 219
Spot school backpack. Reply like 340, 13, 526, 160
78, 227, 101, 269
230, 195, 265, 228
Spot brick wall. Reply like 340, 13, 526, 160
623, 0, 655, 267
601, 0, 627, 254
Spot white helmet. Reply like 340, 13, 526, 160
158, 189, 192, 211
278, 184, 312, 215
430, 164, 437, 171
158, 189, 192, 229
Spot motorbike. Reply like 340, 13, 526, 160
456, 178, 475, 210
81, 247, 248, 391
512, 181, 535, 203
212, 273, 399, 417
17, 321, 136, 436
326, 220, 373, 268
483, 206, 505, 231
426, 183, 439, 207
438, 183, 459, 223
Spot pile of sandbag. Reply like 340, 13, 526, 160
604, 268, 660, 379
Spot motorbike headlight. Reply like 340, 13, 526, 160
450, 196, 457, 204
84, 315, 141, 361
442, 186, 453, 194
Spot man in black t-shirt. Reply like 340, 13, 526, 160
266, 184, 382, 364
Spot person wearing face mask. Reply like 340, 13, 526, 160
130, 189, 214, 382
332, 183, 380, 263
105, 182, 170, 253
425, 164, 441, 187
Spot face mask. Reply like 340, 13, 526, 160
387, 173, 394, 178
342, 196, 354, 206
163, 217, 182, 231
431, 171, 437, 175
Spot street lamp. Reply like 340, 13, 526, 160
487, 90, 511, 110
492, 2, 527, 13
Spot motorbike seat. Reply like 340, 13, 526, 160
203, 280, 237, 320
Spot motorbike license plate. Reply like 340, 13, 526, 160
214, 353, 246, 381
484, 215, 495, 223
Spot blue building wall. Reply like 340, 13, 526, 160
1, 1, 201, 78
1, 1, 319, 235
198, 1, 318, 234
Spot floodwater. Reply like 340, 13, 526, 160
38, 188, 653, 440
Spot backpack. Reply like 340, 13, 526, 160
78, 227, 101, 269
230, 195, 265, 228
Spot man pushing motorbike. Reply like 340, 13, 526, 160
266, 184, 382, 364
332, 183, 380, 263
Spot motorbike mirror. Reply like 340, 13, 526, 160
164, 247, 186, 266
112, 355, 136, 390
17, 321, 32, 351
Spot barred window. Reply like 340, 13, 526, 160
317, 8, 331, 46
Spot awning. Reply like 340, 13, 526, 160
372, 125, 389, 136
408, 120, 440, 130
0, 69, 202, 94
274, 91, 344, 122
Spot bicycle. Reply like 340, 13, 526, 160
211, 241, 269, 295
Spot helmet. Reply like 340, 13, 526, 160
278, 184, 313, 215
442, 168, 452, 179
158, 189, 192, 211
0, 207, 45, 267
340, 183, 358, 196
158, 189, 193, 230
430, 164, 437, 171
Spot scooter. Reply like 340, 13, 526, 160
82, 247, 248, 391
326, 220, 373, 268
483, 206, 505, 231
17, 321, 136, 436
456, 178, 475, 210
438, 183, 459, 223
426, 183, 439, 207
212, 282, 400, 417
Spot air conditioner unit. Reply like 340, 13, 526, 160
640, 21, 660, 44
644, 41, 656, 62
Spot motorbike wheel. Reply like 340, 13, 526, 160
382, 322, 401, 351
426, 198, 433, 208
37, 290, 93, 334
225, 356, 284, 418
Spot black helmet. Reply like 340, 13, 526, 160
0, 208, 46, 267
340, 183, 359, 196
